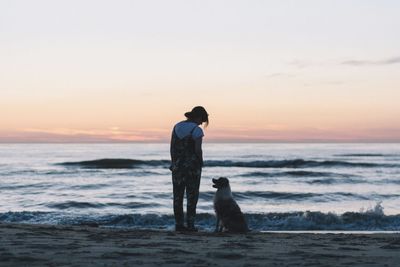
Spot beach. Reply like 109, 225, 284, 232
1, 144, 400, 266
1, 223, 399, 267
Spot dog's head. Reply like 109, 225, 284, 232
212, 177, 230, 189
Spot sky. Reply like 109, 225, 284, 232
1, 0, 399, 142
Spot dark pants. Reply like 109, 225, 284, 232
172, 169, 201, 226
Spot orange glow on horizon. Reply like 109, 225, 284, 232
1, 124, 399, 143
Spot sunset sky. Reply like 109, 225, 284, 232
1, 0, 399, 142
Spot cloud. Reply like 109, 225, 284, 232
286, 56, 400, 69
2, 126, 400, 143
342, 56, 400, 66
0, 128, 169, 143
287, 60, 313, 69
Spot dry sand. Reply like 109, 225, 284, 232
1, 223, 400, 267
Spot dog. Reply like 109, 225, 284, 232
212, 177, 249, 233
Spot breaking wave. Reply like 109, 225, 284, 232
57, 158, 394, 169
335, 153, 400, 157
1, 204, 399, 231
58, 159, 169, 169
12, 191, 400, 211
205, 159, 388, 168
46, 201, 159, 210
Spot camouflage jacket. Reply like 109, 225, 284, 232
170, 125, 202, 183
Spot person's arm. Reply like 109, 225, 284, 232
194, 137, 203, 167
170, 130, 176, 163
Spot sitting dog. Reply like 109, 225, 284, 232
212, 177, 249, 233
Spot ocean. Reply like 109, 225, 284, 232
1, 143, 400, 231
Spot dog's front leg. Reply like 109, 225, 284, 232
214, 217, 220, 233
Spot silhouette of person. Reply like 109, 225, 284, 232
170, 106, 209, 231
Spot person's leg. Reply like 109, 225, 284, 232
186, 168, 201, 230
172, 178, 186, 229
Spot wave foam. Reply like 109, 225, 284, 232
1, 204, 399, 231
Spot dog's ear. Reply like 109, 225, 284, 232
221, 177, 230, 184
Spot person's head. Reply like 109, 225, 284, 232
185, 106, 209, 127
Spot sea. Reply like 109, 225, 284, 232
1, 143, 400, 232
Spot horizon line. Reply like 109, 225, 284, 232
1, 141, 400, 144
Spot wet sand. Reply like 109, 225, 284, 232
1, 223, 399, 267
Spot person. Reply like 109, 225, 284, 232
170, 106, 209, 232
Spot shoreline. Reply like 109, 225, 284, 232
261, 230, 400, 234
1, 223, 400, 266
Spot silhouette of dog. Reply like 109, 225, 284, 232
212, 177, 248, 233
